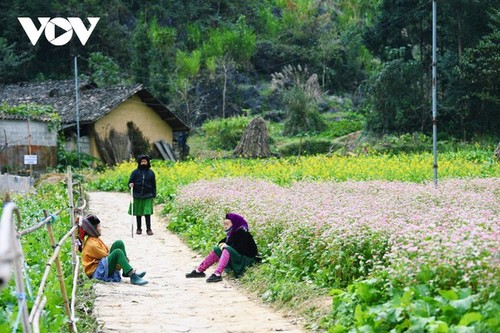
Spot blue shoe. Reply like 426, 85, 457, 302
130, 273, 148, 286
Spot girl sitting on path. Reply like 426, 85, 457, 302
186, 213, 259, 283
79, 214, 148, 286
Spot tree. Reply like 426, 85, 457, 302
88, 52, 124, 87
364, 58, 429, 134
363, 0, 499, 138
456, 28, 500, 136
130, 17, 151, 87
173, 50, 202, 127
147, 17, 177, 100
459, 21, 500, 106
218, 54, 235, 119
0, 38, 31, 83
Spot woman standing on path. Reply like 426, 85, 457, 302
128, 154, 156, 235
79, 214, 148, 285
186, 213, 259, 282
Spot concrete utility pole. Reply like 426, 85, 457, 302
74, 56, 81, 168
432, 0, 438, 187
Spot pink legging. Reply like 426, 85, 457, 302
197, 249, 230, 275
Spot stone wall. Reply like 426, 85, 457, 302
0, 119, 58, 173
0, 174, 32, 194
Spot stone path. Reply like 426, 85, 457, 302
87, 192, 305, 333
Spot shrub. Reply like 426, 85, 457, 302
323, 119, 364, 139
278, 139, 332, 156
201, 116, 251, 150
282, 86, 326, 136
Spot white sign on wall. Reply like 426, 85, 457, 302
24, 155, 38, 165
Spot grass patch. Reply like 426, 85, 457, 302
240, 265, 332, 331
75, 273, 99, 331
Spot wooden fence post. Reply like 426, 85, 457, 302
44, 210, 73, 333
67, 166, 77, 268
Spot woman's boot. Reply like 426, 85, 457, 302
145, 215, 153, 235
130, 273, 148, 285
124, 269, 148, 285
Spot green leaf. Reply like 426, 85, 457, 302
426, 321, 448, 333
400, 289, 413, 307
411, 299, 433, 317
328, 323, 346, 333
449, 295, 475, 314
358, 324, 375, 333
409, 316, 434, 331
395, 318, 411, 331
453, 326, 475, 333
438, 289, 459, 301
355, 281, 379, 303
329, 288, 345, 296
354, 304, 365, 325
458, 312, 483, 326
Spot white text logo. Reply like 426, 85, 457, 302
18, 17, 100, 46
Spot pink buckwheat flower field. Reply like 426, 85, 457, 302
173, 178, 499, 289
169, 177, 499, 331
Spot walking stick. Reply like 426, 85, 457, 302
130, 187, 134, 238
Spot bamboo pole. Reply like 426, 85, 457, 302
29, 225, 78, 324
43, 210, 73, 332
17, 210, 62, 237
67, 167, 78, 268
32, 295, 46, 333
0, 202, 31, 332
70, 255, 80, 333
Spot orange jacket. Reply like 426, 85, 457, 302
81, 237, 109, 277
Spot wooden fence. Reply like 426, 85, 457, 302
0, 167, 85, 332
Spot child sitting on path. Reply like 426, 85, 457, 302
79, 214, 148, 285
186, 213, 259, 283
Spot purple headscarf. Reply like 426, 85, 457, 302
225, 213, 248, 239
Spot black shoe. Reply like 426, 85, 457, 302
206, 274, 222, 283
185, 270, 206, 278
136, 229, 142, 235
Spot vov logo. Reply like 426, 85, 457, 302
18, 17, 100, 46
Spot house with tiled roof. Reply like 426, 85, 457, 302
0, 80, 190, 166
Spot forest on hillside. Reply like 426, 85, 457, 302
0, 0, 498, 139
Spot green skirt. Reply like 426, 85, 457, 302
128, 197, 153, 216
213, 245, 256, 277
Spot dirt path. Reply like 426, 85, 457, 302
87, 192, 305, 333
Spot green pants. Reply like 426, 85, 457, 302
213, 245, 256, 277
107, 240, 133, 277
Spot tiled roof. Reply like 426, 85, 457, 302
0, 113, 55, 122
0, 80, 189, 131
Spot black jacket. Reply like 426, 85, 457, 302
219, 228, 258, 258
129, 168, 156, 199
